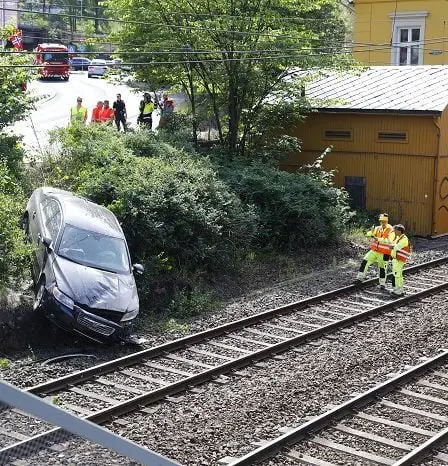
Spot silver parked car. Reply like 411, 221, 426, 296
88, 59, 107, 78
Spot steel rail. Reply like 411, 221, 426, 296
2, 276, 448, 463
227, 349, 448, 465
25, 255, 448, 396
392, 426, 448, 465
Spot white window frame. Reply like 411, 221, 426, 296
390, 11, 428, 66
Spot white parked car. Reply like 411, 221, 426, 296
88, 59, 107, 78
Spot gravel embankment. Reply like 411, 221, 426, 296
0, 239, 446, 389
20, 287, 448, 466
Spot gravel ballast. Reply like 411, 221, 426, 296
2, 239, 448, 465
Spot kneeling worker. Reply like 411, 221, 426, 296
356, 213, 394, 288
390, 224, 411, 296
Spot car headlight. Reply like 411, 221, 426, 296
121, 308, 139, 322
52, 286, 74, 310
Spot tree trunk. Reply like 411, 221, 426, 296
187, 67, 198, 146
228, 73, 239, 156
196, 64, 224, 143
94, 0, 100, 33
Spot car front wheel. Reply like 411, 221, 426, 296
33, 279, 46, 312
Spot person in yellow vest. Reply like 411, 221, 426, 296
356, 213, 395, 288
390, 224, 411, 296
70, 97, 88, 126
138, 93, 155, 129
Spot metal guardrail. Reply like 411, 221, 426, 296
0, 380, 180, 466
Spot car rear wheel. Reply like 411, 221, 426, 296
20, 214, 29, 236
33, 279, 46, 312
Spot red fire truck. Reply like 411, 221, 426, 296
34, 43, 70, 81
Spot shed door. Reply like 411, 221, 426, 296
345, 176, 366, 210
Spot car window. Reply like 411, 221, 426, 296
58, 224, 130, 273
42, 199, 62, 241
47, 209, 62, 241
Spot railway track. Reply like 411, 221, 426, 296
227, 349, 448, 466
2, 256, 448, 464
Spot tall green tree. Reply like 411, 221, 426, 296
109, 0, 352, 155
0, 26, 34, 174
0, 27, 34, 291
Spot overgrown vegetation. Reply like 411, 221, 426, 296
26, 123, 351, 313
0, 164, 33, 293
0, 26, 34, 295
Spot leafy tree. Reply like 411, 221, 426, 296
18, 0, 110, 40
0, 27, 34, 292
0, 27, 33, 134
109, 0, 352, 155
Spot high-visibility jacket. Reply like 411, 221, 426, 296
367, 224, 394, 254
71, 105, 87, 124
99, 107, 114, 123
91, 106, 103, 123
140, 101, 155, 119
392, 234, 411, 262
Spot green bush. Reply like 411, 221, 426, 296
219, 157, 350, 250
0, 135, 26, 180
122, 128, 186, 159
30, 124, 350, 308
0, 163, 32, 292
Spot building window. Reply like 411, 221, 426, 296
377, 131, 408, 143
345, 176, 366, 210
390, 11, 428, 66
324, 130, 353, 140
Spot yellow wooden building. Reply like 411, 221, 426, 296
284, 66, 448, 236
353, 0, 448, 66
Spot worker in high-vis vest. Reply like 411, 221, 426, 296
390, 224, 411, 296
356, 213, 395, 288
138, 93, 155, 129
70, 97, 88, 125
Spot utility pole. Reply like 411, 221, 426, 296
1, 0, 5, 29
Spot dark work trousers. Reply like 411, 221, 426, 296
141, 116, 152, 130
115, 114, 127, 131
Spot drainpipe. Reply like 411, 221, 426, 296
432, 116, 441, 236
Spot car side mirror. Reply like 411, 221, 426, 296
42, 236, 53, 249
133, 263, 144, 275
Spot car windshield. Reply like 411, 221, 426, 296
43, 52, 69, 63
58, 225, 130, 274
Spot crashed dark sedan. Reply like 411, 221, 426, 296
22, 187, 144, 342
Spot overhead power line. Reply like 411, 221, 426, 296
2, 41, 448, 67
14, 3, 448, 25
1, 37, 448, 57
2, 7, 352, 38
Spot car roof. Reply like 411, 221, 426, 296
40, 187, 124, 238
73, 57, 90, 61
91, 59, 106, 63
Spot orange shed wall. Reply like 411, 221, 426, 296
285, 113, 438, 235
434, 109, 448, 235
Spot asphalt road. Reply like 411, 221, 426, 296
14, 71, 159, 154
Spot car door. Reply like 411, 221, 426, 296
34, 197, 61, 279
44, 200, 62, 246
28, 193, 49, 280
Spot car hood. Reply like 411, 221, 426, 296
53, 256, 139, 312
